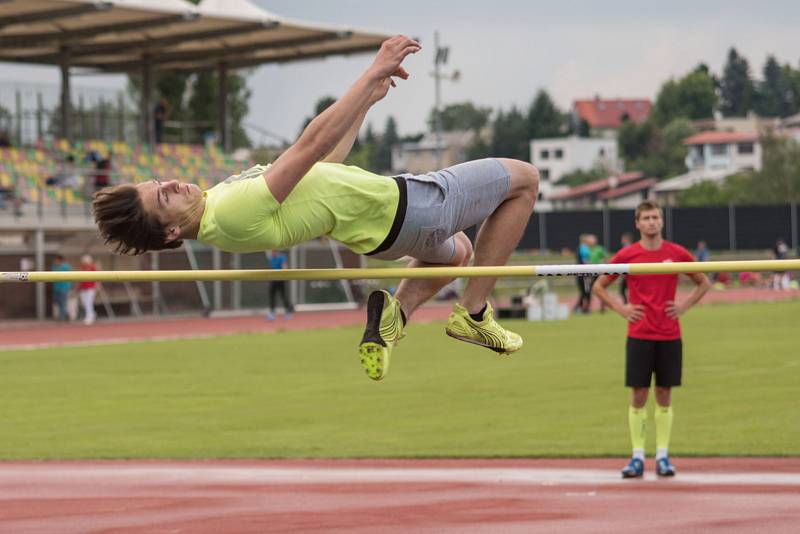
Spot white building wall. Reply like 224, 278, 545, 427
684, 141, 761, 174
530, 136, 618, 183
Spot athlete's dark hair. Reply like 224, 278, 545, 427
635, 199, 662, 221
92, 184, 182, 255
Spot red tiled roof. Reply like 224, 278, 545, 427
683, 131, 759, 145
573, 99, 652, 129
550, 171, 644, 201
597, 178, 658, 200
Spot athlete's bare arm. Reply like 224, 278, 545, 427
322, 77, 395, 164
593, 275, 645, 322
264, 36, 420, 201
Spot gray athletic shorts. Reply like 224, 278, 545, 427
367, 158, 511, 264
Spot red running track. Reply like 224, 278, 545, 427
1, 458, 799, 534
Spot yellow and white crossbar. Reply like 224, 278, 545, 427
2, 260, 799, 283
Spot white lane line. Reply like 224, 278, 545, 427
2, 466, 800, 487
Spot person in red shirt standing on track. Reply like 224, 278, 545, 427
593, 200, 711, 479
79, 254, 98, 325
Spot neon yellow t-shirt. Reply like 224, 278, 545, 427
196, 162, 399, 254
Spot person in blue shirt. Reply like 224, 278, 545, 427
52, 255, 72, 321
266, 249, 294, 321
573, 234, 593, 313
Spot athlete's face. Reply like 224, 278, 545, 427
136, 180, 204, 241
635, 208, 663, 239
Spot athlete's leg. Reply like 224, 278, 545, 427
395, 232, 472, 319
459, 158, 538, 313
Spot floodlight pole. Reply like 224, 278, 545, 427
433, 31, 443, 169
59, 46, 72, 140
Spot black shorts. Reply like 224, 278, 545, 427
625, 337, 682, 388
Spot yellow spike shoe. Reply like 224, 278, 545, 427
445, 301, 523, 354
358, 290, 406, 380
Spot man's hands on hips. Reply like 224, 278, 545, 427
620, 303, 645, 323
665, 300, 687, 319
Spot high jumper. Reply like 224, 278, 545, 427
91, 35, 540, 381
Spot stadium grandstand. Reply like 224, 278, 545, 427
0, 0, 390, 320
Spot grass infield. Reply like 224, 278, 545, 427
1, 300, 798, 459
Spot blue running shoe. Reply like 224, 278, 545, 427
656, 457, 676, 477
621, 457, 644, 479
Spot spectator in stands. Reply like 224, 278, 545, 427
154, 98, 168, 144
694, 240, 710, 262
79, 255, 98, 325
0, 130, 10, 147
619, 232, 633, 304
51, 255, 72, 321
573, 234, 592, 314
94, 150, 113, 191
46, 154, 80, 190
771, 238, 791, 290
265, 249, 294, 321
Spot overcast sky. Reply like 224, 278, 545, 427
2, 1, 800, 144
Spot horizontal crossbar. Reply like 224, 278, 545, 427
2, 260, 799, 283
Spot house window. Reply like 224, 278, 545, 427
554, 149, 564, 159
710, 144, 728, 156
737, 142, 754, 154
540, 149, 550, 160
540, 168, 550, 181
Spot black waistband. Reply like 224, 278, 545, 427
365, 176, 407, 256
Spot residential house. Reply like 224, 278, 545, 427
549, 171, 657, 210
391, 130, 482, 174
573, 97, 652, 138
531, 135, 620, 210
654, 131, 761, 205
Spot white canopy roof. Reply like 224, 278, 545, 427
0, 0, 390, 72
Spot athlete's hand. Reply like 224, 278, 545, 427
369, 35, 421, 81
621, 303, 645, 322
368, 76, 393, 105
665, 300, 686, 319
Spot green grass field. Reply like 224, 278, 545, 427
1, 300, 798, 460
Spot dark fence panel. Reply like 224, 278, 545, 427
544, 210, 604, 252
668, 206, 730, 250
517, 204, 798, 252
517, 213, 541, 250
735, 205, 793, 250
609, 210, 638, 252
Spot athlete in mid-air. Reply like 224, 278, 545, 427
93, 35, 540, 381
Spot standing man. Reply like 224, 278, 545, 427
593, 200, 710, 478
266, 249, 294, 321
51, 255, 73, 321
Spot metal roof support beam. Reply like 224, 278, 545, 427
217, 61, 230, 153
59, 46, 71, 140
141, 53, 153, 146
0, 13, 197, 48
92, 32, 351, 71
61, 21, 280, 59
0, 2, 111, 30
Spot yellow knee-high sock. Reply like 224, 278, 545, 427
655, 405, 673, 459
628, 406, 647, 459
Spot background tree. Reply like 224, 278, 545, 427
753, 56, 800, 118
490, 107, 529, 160
719, 48, 755, 117
652, 66, 717, 124
372, 116, 399, 172
527, 89, 567, 139
427, 101, 492, 132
